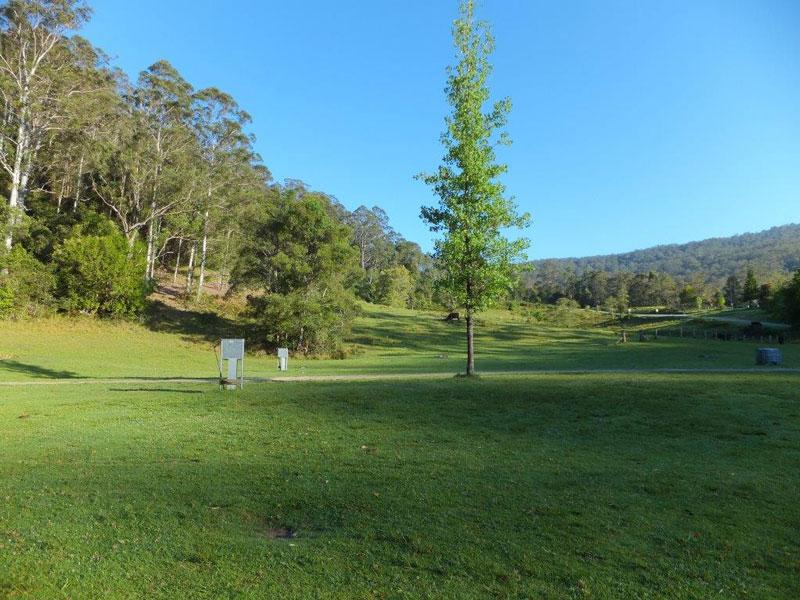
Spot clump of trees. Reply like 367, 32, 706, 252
347, 205, 436, 308
0, 0, 437, 354
517, 261, 793, 314
230, 187, 359, 355
771, 271, 800, 329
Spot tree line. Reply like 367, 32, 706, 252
0, 0, 796, 360
519, 263, 800, 326
0, 0, 441, 354
529, 223, 800, 286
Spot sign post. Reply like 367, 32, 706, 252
277, 347, 289, 371
220, 339, 245, 389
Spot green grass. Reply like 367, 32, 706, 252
2, 373, 798, 598
1, 303, 797, 382
2, 303, 798, 596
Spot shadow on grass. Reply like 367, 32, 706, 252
109, 388, 204, 394
145, 300, 245, 345
0, 360, 84, 379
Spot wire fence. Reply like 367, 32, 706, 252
633, 327, 795, 344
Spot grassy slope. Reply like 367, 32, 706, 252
1, 303, 797, 381
2, 374, 798, 598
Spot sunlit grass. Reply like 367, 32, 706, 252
1, 303, 797, 381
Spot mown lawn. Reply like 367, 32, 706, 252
2, 373, 798, 598
1, 303, 797, 381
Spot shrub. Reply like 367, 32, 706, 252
0, 284, 13, 317
0, 246, 56, 317
54, 224, 148, 316
248, 284, 359, 355
772, 271, 800, 329
376, 266, 414, 308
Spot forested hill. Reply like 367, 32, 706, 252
532, 224, 800, 283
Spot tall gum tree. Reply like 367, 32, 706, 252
0, 0, 91, 250
419, 0, 530, 376
191, 87, 255, 297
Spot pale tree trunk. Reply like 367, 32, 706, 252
466, 311, 475, 376
145, 201, 156, 281
173, 237, 183, 284
186, 242, 196, 294
218, 228, 232, 290
197, 207, 210, 298
56, 176, 66, 213
73, 153, 84, 213
5, 119, 27, 251
149, 216, 161, 280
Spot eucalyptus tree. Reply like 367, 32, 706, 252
90, 66, 199, 264
190, 86, 255, 296
231, 186, 359, 354
348, 205, 394, 271
38, 37, 116, 214
0, 0, 91, 250
419, 0, 529, 375
129, 60, 196, 279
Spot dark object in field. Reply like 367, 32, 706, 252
755, 348, 782, 366
265, 527, 295, 540
778, 335, 785, 345
744, 321, 764, 336
444, 312, 460, 321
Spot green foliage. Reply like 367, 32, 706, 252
528, 223, 800, 286
0, 246, 56, 317
419, 0, 529, 373
376, 265, 414, 308
743, 268, 759, 303
772, 270, 800, 328
233, 189, 360, 354
248, 284, 359, 355
53, 221, 148, 315
0, 284, 13, 317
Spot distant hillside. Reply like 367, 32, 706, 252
531, 224, 800, 283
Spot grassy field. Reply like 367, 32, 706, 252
2, 303, 798, 598
2, 373, 798, 598
0, 303, 797, 382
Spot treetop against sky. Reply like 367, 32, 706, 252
81, 0, 800, 259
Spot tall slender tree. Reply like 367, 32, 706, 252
419, 0, 529, 375
0, 0, 91, 250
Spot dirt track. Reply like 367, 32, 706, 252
1, 367, 798, 386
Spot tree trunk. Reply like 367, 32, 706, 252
218, 228, 232, 290
73, 153, 84, 213
173, 237, 183, 284
5, 119, 27, 251
466, 311, 475, 376
149, 216, 161, 280
197, 209, 209, 298
56, 176, 66, 213
186, 242, 196, 294
145, 201, 156, 281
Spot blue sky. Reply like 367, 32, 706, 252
81, 1, 800, 259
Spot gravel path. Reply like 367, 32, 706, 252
1, 367, 798, 386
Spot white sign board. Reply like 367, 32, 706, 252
221, 338, 245, 360
277, 348, 289, 359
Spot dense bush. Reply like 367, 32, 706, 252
772, 270, 800, 329
248, 284, 359, 355
233, 190, 361, 354
53, 223, 149, 316
0, 247, 56, 317
376, 266, 414, 308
